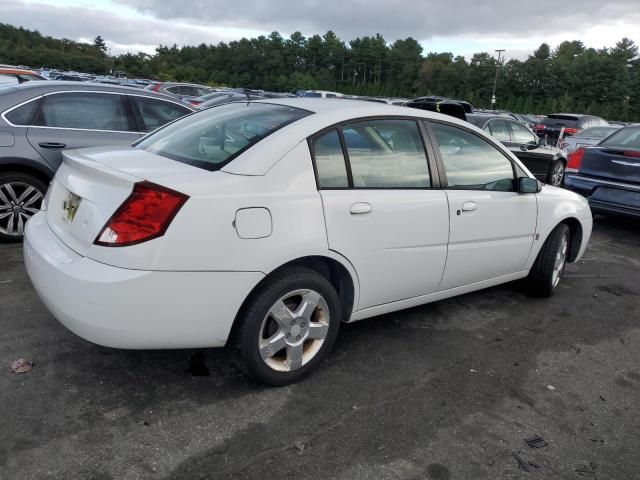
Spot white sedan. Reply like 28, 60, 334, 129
24, 99, 592, 385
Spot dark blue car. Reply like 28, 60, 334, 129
564, 125, 640, 217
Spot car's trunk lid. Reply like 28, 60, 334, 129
45, 147, 205, 256
579, 147, 640, 185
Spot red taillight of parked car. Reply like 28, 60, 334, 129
563, 127, 579, 135
566, 148, 585, 173
189, 100, 202, 106
534, 124, 545, 131
623, 150, 640, 158
94, 182, 188, 247
151, 83, 162, 92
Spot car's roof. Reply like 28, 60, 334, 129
1, 80, 190, 100
0, 81, 195, 111
222, 98, 483, 176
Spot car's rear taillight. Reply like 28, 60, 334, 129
623, 150, 640, 158
189, 100, 202, 106
94, 181, 188, 247
151, 83, 162, 92
566, 148, 585, 173
534, 124, 545, 131
563, 127, 579, 135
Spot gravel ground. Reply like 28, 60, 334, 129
1, 214, 639, 480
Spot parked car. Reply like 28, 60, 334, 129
23, 99, 592, 385
534, 114, 608, 144
0, 67, 46, 85
562, 125, 622, 154
146, 82, 215, 101
565, 125, 640, 217
0, 81, 194, 241
302, 90, 344, 98
195, 93, 266, 109
467, 114, 568, 186
357, 97, 409, 105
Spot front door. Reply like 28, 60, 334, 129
429, 121, 537, 290
311, 119, 450, 309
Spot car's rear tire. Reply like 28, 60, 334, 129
526, 223, 570, 297
0, 172, 47, 242
235, 267, 341, 386
547, 160, 565, 187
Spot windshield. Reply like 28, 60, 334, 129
599, 126, 640, 149
541, 115, 580, 127
135, 102, 311, 171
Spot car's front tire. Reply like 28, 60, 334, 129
235, 267, 341, 386
0, 172, 47, 242
547, 159, 565, 187
526, 223, 570, 297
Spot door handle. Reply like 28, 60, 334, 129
461, 201, 477, 212
350, 202, 372, 215
38, 142, 67, 149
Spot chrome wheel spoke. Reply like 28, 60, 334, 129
307, 322, 329, 340
17, 186, 35, 204
0, 211, 12, 220
4, 184, 18, 203
286, 343, 303, 371
295, 290, 321, 320
268, 299, 294, 328
259, 332, 287, 360
0, 186, 11, 206
16, 214, 24, 235
22, 190, 43, 208
22, 207, 40, 215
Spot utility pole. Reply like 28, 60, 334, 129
491, 49, 505, 109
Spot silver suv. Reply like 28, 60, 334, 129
0, 81, 194, 241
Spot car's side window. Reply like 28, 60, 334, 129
130, 96, 191, 132
341, 119, 430, 188
33, 93, 131, 131
4, 98, 39, 126
487, 120, 511, 142
312, 129, 349, 188
431, 122, 516, 192
510, 121, 537, 144
165, 86, 180, 95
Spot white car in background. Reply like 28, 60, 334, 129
24, 99, 592, 385
562, 125, 622, 154
302, 90, 344, 98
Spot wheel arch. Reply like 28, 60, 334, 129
0, 159, 54, 187
560, 217, 583, 263
228, 254, 358, 345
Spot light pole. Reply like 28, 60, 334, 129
491, 49, 505, 109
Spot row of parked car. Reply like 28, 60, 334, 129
1, 73, 638, 243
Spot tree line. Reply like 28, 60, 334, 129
1, 22, 639, 120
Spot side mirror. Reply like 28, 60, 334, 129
518, 176, 541, 194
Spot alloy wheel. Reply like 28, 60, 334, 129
0, 181, 44, 238
552, 233, 568, 287
550, 162, 565, 186
258, 289, 330, 372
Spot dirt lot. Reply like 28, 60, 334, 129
1, 215, 639, 480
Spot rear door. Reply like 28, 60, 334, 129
26, 91, 140, 170
428, 121, 537, 290
312, 118, 449, 309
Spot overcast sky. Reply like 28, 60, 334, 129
5, 0, 640, 59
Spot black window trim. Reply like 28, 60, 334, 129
425, 118, 525, 192
307, 115, 440, 191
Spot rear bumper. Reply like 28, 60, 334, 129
565, 174, 640, 217
24, 212, 264, 349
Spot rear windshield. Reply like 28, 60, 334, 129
599, 126, 640, 148
303, 92, 322, 98
541, 115, 580, 126
574, 126, 619, 139
134, 102, 311, 171
466, 115, 488, 127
